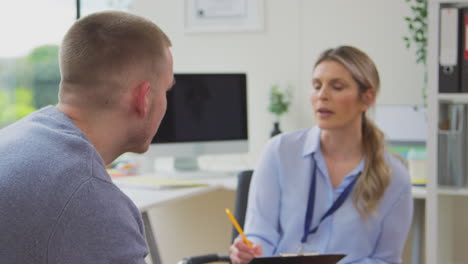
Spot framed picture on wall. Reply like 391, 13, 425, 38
184, 0, 264, 33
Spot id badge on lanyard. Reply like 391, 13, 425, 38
298, 155, 359, 253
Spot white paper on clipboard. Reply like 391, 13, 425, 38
374, 105, 427, 143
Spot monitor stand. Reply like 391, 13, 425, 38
173, 157, 200, 171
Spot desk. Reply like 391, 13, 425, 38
115, 175, 237, 264
117, 175, 426, 264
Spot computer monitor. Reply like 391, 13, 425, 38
146, 73, 248, 171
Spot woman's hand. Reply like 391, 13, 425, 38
229, 236, 263, 264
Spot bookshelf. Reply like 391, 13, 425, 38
438, 93, 468, 102
427, 1, 468, 263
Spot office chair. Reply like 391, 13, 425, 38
178, 170, 253, 264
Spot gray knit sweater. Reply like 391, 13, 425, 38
0, 106, 148, 264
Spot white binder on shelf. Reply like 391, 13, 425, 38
439, 7, 460, 93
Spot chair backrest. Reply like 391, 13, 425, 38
231, 170, 253, 242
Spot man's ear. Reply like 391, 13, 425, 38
361, 88, 376, 112
134, 81, 151, 118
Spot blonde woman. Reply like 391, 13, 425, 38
230, 46, 413, 264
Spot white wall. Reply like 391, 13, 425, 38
132, 0, 424, 167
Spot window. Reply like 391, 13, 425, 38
0, 0, 131, 128
0, 0, 75, 127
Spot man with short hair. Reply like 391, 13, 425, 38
0, 11, 174, 264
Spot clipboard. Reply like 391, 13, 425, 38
249, 254, 345, 264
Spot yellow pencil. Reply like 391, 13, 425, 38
225, 208, 252, 248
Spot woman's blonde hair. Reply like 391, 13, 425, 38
314, 46, 390, 217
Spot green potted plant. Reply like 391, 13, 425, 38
403, 0, 428, 107
268, 83, 292, 137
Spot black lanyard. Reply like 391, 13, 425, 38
301, 157, 360, 244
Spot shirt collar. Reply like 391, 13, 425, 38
302, 126, 366, 187
302, 126, 321, 157
337, 159, 365, 192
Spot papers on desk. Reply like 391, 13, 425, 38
113, 175, 208, 190
249, 254, 345, 264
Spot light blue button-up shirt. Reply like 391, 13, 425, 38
244, 127, 413, 264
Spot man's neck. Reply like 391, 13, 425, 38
56, 104, 122, 165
